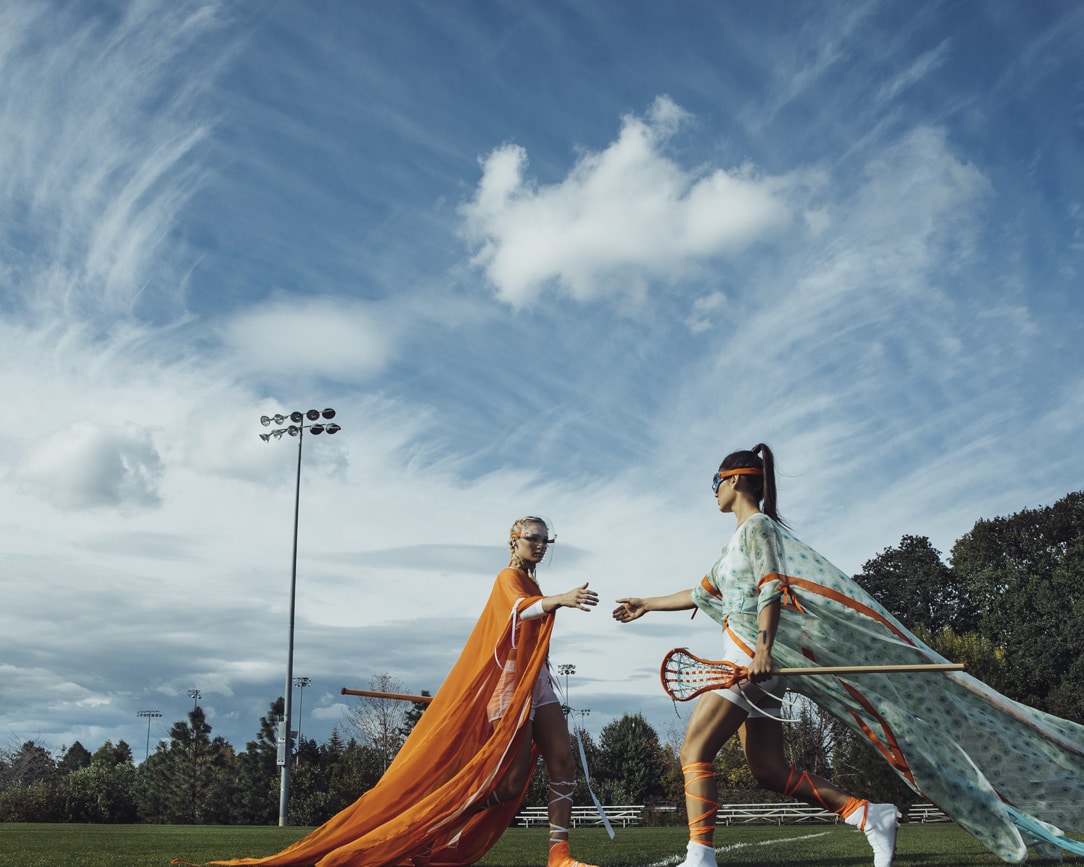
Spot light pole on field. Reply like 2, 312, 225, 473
260, 408, 341, 826
557, 663, 576, 716
294, 676, 311, 764
137, 710, 162, 762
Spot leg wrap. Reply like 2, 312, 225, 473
682, 761, 717, 847
548, 780, 574, 845
546, 781, 599, 867
839, 797, 869, 825
783, 765, 830, 811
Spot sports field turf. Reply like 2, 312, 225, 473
0, 823, 1081, 866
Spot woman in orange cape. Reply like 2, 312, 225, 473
205, 516, 599, 867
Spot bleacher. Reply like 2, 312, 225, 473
907, 802, 951, 823
514, 802, 949, 828
715, 803, 839, 825
515, 805, 643, 828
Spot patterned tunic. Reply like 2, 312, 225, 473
692, 513, 1084, 863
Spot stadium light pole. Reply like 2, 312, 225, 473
260, 408, 341, 826
187, 689, 201, 711
137, 710, 162, 762
293, 676, 311, 765
558, 663, 576, 716
574, 707, 591, 731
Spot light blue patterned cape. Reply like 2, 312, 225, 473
691, 514, 1084, 863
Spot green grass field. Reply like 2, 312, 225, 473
0, 823, 1081, 867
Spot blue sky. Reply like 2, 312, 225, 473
2, 0, 1082, 761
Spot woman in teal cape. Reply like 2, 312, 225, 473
617, 444, 1084, 865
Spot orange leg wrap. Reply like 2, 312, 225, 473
682, 761, 718, 847
783, 765, 831, 811
838, 796, 868, 824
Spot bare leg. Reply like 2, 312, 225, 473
676, 693, 749, 866
740, 717, 899, 866
739, 717, 851, 810
533, 702, 598, 867
488, 720, 535, 806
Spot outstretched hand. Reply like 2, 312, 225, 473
612, 598, 646, 623
560, 582, 598, 612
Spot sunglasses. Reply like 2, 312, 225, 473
514, 533, 556, 545
712, 467, 763, 494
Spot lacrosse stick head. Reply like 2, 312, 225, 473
660, 647, 749, 701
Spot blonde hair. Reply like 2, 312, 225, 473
508, 515, 549, 573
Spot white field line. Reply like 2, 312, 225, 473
643, 831, 832, 867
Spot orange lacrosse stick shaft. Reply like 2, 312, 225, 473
341, 687, 433, 703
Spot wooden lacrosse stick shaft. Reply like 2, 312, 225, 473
772, 663, 966, 676
341, 687, 433, 704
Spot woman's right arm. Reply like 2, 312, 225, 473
612, 589, 695, 622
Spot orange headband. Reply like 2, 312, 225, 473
717, 467, 763, 478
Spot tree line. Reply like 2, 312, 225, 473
3, 491, 1081, 825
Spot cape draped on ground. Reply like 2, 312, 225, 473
692, 515, 1084, 864
207, 568, 553, 867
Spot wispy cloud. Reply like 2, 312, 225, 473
0, 0, 229, 325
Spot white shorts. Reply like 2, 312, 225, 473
487, 662, 560, 723
713, 631, 785, 719
531, 668, 560, 719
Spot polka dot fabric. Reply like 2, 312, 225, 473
691, 514, 1084, 864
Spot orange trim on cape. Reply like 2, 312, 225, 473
698, 575, 720, 599
762, 575, 919, 785
757, 573, 914, 644
205, 568, 553, 867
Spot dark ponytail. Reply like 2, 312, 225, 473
718, 443, 787, 527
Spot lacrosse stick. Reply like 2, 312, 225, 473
341, 687, 433, 704
661, 647, 966, 702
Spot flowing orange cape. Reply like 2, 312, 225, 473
207, 568, 552, 867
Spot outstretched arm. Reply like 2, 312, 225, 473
612, 589, 696, 622
521, 583, 599, 619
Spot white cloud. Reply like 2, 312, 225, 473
220, 296, 398, 382
459, 96, 793, 307
13, 420, 164, 511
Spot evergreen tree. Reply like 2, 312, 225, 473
140, 706, 236, 823
232, 698, 283, 824
398, 690, 431, 743
56, 742, 92, 776
595, 713, 667, 804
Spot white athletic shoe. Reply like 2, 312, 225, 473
862, 803, 900, 867
676, 841, 717, 867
